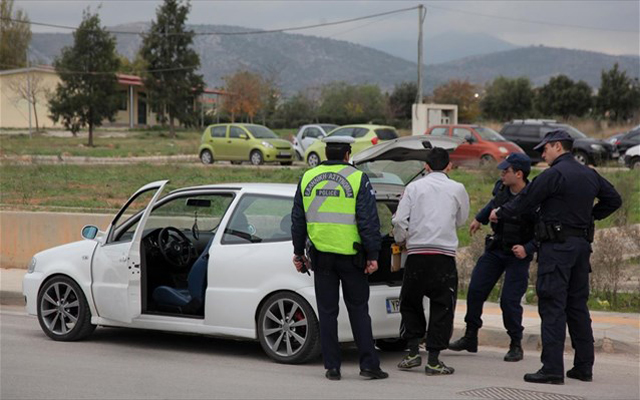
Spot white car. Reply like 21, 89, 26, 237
23, 135, 459, 364
619, 144, 640, 169
291, 124, 338, 160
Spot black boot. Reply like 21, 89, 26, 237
448, 330, 478, 353
524, 369, 564, 385
566, 368, 593, 382
504, 341, 523, 362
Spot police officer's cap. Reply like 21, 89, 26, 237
497, 153, 531, 174
322, 136, 355, 146
533, 129, 574, 152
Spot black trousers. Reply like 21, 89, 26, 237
537, 237, 594, 375
399, 254, 458, 352
312, 250, 380, 371
465, 249, 530, 342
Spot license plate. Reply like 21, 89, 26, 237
279, 152, 291, 157
386, 298, 400, 314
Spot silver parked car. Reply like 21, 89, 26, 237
291, 124, 338, 160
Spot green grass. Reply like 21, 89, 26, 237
1, 164, 637, 244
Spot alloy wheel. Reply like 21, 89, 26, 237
261, 298, 308, 358
39, 281, 80, 336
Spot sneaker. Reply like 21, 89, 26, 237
397, 354, 422, 369
448, 336, 478, 353
425, 361, 455, 375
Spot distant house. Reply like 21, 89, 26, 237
0, 66, 226, 130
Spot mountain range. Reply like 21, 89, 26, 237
29, 23, 639, 95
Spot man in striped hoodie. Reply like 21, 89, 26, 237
392, 147, 470, 375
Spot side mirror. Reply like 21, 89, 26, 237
465, 134, 476, 144
81, 225, 99, 240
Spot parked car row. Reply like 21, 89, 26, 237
197, 119, 634, 168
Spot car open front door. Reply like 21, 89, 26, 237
91, 180, 168, 323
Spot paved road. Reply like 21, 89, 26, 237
1, 306, 638, 400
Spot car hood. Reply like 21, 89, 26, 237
263, 138, 293, 148
34, 240, 99, 268
495, 141, 525, 153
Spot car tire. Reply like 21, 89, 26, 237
280, 162, 293, 166
631, 157, 640, 170
257, 292, 321, 364
480, 154, 496, 166
573, 150, 589, 166
37, 275, 96, 341
250, 150, 264, 166
376, 338, 409, 352
200, 150, 214, 165
307, 152, 320, 167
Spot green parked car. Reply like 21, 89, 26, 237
198, 124, 295, 165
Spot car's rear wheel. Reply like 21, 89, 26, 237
250, 150, 264, 165
631, 157, 640, 170
37, 275, 95, 341
573, 150, 589, 166
307, 152, 320, 167
257, 292, 320, 364
376, 338, 408, 351
480, 154, 496, 166
200, 150, 214, 165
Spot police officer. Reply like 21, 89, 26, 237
449, 153, 536, 362
490, 130, 622, 384
291, 136, 388, 381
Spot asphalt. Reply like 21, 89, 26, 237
2, 268, 638, 356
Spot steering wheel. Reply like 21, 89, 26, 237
158, 227, 197, 270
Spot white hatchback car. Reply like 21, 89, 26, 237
24, 135, 459, 364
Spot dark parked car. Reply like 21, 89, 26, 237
500, 120, 615, 166
611, 126, 640, 156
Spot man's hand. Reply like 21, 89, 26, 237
469, 219, 482, 236
512, 245, 527, 259
293, 254, 308, 272
489, 208, 499, 223
365, 260, 378, 275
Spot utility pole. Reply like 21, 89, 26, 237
417, 4, 426, 105
27, 55, 32, 139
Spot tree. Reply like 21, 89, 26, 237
117, 52, 148, 75
0, 0, 31, 70
276, 91, 318, 127
7, 72, 51, 131
318, 82, 385, 125
595, 63, 640, 122
480, 76, 534, 121
389, 82, 417, 120
48, 10, 120, 146
432, 79, 481, 123
534, 75, 592, 119
140, 0, 204, 138
221, 70, 265, 122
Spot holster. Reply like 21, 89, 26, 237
353, 242, 365, 268
485, 234, 499, 251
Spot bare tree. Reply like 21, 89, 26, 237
7, 72, 50, 131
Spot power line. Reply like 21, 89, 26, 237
426, 3, 638, 33
0, 6, 419, 36
0, 62, 198, 75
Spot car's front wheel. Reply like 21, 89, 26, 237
200, 150, 214, 165
250, 150, 264, 165
307, 152, 320, 167
573, 150, 589, 166
37, 275, 95, 341
257, 292, 321, 364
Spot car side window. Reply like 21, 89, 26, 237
453, 128, 472, 139
229, 126, 246, 139
303, 128, 322, 139
144, 194, 234, 232
329, 127, 355, 137
222, 194, 293, 244
501, 126, 517, 135
211, 126, 226, 138
539, 126, 555, 137
354, 128, 370, 138
430, 127, 448, 136
628, 132, 640, 143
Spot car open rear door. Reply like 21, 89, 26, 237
91, 180, 168, 323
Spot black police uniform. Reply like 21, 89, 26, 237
291, 160, 382, 374
497, 152, 621, 379
463, 180, 537, 345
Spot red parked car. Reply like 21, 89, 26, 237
425, 124, 525, 166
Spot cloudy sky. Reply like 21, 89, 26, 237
16, 0, 640, 59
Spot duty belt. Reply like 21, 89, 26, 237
563, 226, 589, 238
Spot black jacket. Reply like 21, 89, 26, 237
291, 160, 381, 260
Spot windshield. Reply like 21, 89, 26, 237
475, 127, 507, 142
557, 125, 587, 139
245, 125, 278, 139
360, 160, 425, 186
320, 124, 338, 133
